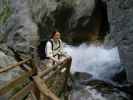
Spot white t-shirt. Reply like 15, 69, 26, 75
45, 39, 65, 58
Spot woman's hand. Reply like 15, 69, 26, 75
54, 59, 62, 64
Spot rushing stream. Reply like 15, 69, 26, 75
64, 43, 133, 100
65, 43, 121, 80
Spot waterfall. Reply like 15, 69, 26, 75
65, 43, 123, 80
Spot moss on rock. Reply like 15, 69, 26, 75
0, 0, 12, 25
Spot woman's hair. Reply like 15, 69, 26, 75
51, 31, 57, 38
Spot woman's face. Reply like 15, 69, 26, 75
53, 32, 61, 40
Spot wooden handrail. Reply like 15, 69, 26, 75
0, 58, 31, 73
38, 58, 68, 78
33, 76, 60, 100
43, 63, 67, 81
0, 69, 32, 95
10, 82, 33, 100
0, 56, 72, 100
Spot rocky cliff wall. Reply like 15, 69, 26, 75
104, 0, 133, 82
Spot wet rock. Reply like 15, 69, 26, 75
71, 72, 93, 89
69, 72, 130, 100
69, 86, 129, 100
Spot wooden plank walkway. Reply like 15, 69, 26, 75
0, 56, 72, 100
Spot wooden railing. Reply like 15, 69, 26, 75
0, 56, 72, 100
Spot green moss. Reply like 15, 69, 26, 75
10, 79, 31, 97
0, 0, 12, 25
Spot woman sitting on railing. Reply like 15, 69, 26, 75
37, 31, 70, 71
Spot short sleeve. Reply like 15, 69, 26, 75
45, 41, 53, 57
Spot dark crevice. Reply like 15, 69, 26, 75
96, 0, 110, 36
53, 3, 74, 33
37, 2, 74, 42
69, 0, 110, 45
8, 46, 22, 61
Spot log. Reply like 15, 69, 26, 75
32, 81, 41, 100
61, 57, 72, 100
0, 70, 32, 95
43, 64, 66, 81
33, 76, 60, 100
38, 58, 68, 78
10, 82, 33, 100
22, 64, 32, 71
30, 90, 38, 100
0, 58, 31, 73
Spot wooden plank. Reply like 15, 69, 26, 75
38, 64, 58, 77
30, 91, 38, 100
32, 81, 41, 100
62, 57, 72, 99
0, 70, 32, 95
43, 57, 72, 81
0, 58, 31, 73
33, 76, 60, 100
31, 48, 39, 75
38, 58, 68, 78
22, 64, 32, 71
10, 82, 33, 100
43, 64, 66, 81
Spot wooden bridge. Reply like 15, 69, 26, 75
0, 56, 72, 100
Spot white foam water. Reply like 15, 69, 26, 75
64, 43, 121, 79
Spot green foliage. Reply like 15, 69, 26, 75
0, 0, 12, 25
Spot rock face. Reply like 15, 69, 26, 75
0, 0, 37, 85
1, 0, 39, 57
0, 0, 96, 56
32, 0, 96, 44
104, 0, 133, 82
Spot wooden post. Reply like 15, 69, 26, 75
57, 57, 72, 99
32, 82, 41, 100
64, 57, 72, 100
31, 48, 38, 75
33, 76, 60, 100
31, 47, 41, 100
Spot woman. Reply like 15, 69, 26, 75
39, 31, 69, 70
